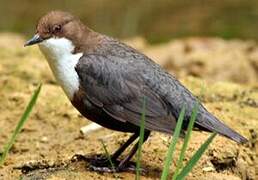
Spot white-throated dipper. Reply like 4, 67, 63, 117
25, 11, 247, 172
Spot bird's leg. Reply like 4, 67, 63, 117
90, 130, 150, 172
116, 130, 150, 172
111, 132, 139, 161
90, 133, 139, 169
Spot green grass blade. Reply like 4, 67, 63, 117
100, 140, 116, 171
135, 96, 146, 180
172, 103, 199, 179
100, 140, 119, 179
175, 133, 217, 180
160, 105, 186, 180
0, 84, 42, 166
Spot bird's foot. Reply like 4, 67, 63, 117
89, 154, 117, 168
89, 155, 144, 173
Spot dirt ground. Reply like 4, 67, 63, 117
0, 33, 257, 180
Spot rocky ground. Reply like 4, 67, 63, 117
0, 33, 257, 180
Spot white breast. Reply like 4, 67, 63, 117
38, 37, 83, 100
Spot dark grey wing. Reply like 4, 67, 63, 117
75, 54, 176, 133
76, 49, 247, 143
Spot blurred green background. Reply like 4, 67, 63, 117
1, 0, 258, 43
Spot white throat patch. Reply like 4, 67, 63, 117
38, 37, 83, 99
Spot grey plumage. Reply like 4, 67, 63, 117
76, 36, 247, 143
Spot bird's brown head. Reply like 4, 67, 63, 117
25, 11, 90, 47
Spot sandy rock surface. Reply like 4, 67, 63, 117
126, 37, 258, 84
0, 34, 257, 180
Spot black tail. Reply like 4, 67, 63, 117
196, 111, 248, 143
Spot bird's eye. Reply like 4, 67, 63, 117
53, 24, 61, 33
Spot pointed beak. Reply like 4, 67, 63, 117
24, 34, 43, 47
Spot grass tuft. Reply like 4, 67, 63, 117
0, 84, 42, 166
158, 101, 216, 180
175, 133, 217, 180
172, 103, 199, 179
161, 105, 186, 180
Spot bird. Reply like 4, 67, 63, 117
24, 10, 247, 172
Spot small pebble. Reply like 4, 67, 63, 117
40, 136, 48, 143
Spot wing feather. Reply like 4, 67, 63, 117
75, 54, 176, 133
